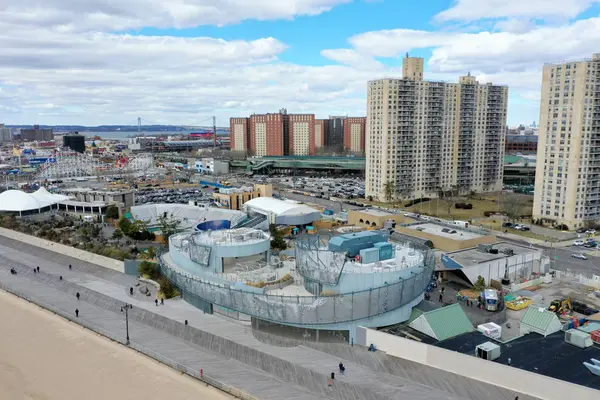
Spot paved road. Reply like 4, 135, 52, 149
500, 236, 600, 277
280, 190, 361, 211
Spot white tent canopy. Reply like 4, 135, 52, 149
0, 188, 70, 213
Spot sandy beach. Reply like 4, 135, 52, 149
0, 290, 234, 400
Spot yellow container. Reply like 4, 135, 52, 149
506, 297, 532, 311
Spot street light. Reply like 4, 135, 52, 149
120, 303, 133, 345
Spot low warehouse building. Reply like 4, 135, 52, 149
394, 221, 495, 252
242, 197, 321, 226
440, 242, 549, 286
348, 208, 409, 229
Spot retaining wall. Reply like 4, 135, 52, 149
0, 227, 124, 272
357, 327, 598, 400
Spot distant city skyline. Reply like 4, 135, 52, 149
3, 1, 600, 126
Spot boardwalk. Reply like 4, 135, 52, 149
0, 235, 534, 400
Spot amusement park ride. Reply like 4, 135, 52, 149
34, 151, 154, 180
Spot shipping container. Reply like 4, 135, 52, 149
592, 330, 600, 344
477, 323, 502, 339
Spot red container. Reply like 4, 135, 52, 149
573, 318, 580, 328
591, 330, 600, 344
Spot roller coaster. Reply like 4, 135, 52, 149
34, 151, 154, 180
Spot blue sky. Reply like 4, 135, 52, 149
2, 0, 600, 125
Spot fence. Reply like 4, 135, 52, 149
159, 250, 435, 326
0, 281, 258, 400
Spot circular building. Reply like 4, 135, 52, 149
242, 197, 321, 226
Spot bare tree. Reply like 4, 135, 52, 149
502, 194, 529, 222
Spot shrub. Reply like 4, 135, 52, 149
139, 261, 160, 280
158, 276, 179, 299
455, 203, 473, 210
405, 197, 430, 207
483, 211, 494, 217
473, 275, 486, 291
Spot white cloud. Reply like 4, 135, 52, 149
493, 18, 535, 33
6, 0, 351, 31
435, 0, 599, 22
320, 49, 384, 69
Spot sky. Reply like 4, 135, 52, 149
2, 1, 600, 127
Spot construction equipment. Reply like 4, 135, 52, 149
548, 298, 573, 315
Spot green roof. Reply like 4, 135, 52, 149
504, 155, 523, 165
406, 308, 424, 324
422, 303, 473, 341
520, 306, 557, 332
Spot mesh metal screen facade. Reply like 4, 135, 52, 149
295, 235, 346, 285
159, 246, 436, 326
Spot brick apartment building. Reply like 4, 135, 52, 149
231, 110, 365, 156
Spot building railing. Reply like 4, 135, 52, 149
159, 253, 435, 326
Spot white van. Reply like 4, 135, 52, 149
83, 215, 95, 222
451, 220, 469, 228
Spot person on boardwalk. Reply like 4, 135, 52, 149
33, 268, 36, 274
155, 299, 158, 306
75, 309, 79, 317
338, 362, 345, 375
76, 292, 80, 300
160, 298, 164, 305
69, 264, 72, 270
439, 293, 443, 303
129, 287, 133, 296
36, 266, 40, 273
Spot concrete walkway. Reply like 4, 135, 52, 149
0, 235, 533, 400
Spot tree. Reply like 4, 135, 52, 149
112, 229, 124, 240
473, 275, 486, 291
383, 181, 396, 203
106, 204, 119, 220
502, 194, 529, 222
269, 224, 287, 251
157, 213, 181, 242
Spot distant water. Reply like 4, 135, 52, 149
79, 130, 227, 141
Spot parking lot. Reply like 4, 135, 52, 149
135, 187, 213, 205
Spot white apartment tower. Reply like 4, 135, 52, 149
533, 53, 600, 229
365, 55, 508, 201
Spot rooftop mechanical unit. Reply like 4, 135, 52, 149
475, 342, 501, 361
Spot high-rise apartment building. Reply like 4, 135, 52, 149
20, 125, 53, 142
532, 53, 600, 229
343, 117, 366, 153
326, 116, 345, 149
0, 124, 11, 142
315, 119, 326, 149
230, 117, 250, 152
366, 55, 508, 201
249, 113, 285, 156
289, 114, 315, 156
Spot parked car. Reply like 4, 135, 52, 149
420, 216, 431, 221
502, 222, 513, 228
574, 240, 585, 246
577, 228, 587, 233
572, 253, 588, 260
586, 229, 597, 235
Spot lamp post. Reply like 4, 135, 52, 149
120, 303, 133, 345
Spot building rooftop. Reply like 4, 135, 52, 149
409, 303, 474, 341
358, 208, 397, 217
521, 306, 559, 333
436, 331, 600, 391
405, 222, 483, 240
445, 242, 539, 267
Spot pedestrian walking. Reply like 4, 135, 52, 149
76, 292, 80, 300
441, 287, 445, 294
155, 299, 158, 306
439, 293, 443, 302
160, 298, 164, 305
185, 320, 188, 325
33, 268, 36, 274
129, 287, 133, 296
60, 276, 63, 281
75, 308, 79, 317
69, 264, 72, 270
36, 266, 40, 273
